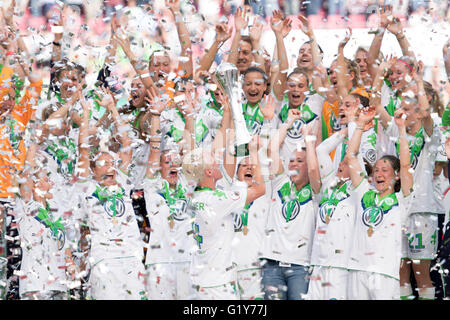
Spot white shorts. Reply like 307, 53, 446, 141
237, 268, 263, 300
347, 270, 399, 300
89, 257, 147, 300
306, 266, 349, 300
402, 212, 439, 260
195, 283, 239, 300
146, 262, 195, 300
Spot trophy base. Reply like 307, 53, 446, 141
233, 143, 250, 158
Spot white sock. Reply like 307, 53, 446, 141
418, 287, 435, 300
400, 284, 413, 299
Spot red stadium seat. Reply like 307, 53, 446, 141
326, 14, 346, 29
348, 14, 366, 29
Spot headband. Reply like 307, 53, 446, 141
397, 59, 414, 73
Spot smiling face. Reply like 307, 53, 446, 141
59, 69, 79, 101
388, 61, 410, 92
338, 94, 359, 125
237, 40, 254, 73
149, 54, 171, 85
373, 158, 397, 194
160, 152, 182, 188
355, 49, 369, 79
287, 73, 308, 107
237, 157, 254, 186
288, 150, 309, 186
93, 152, 117, 187
297, 43, 313, 70
130, 78, 146, 108
243, 71, 266, 106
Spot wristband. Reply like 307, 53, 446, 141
53, 41, 61, 46
356, 127, 364, 131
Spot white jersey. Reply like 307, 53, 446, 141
260, 174, 318, 266
348, 179, 410, 280
17, 198, 68, 295
189, 184, 247, 288
143, 175, 196, 264
129, 142, 150, 190
275, 94, 325, 170
73, 171, 145, 262
383, 120, 441, 213
381, 81, 400, 116
160, 107, 186, 148
310, 179, 355, 269
333, 122, 378, 171
195, 97, 224, 148
217, 173, 269, 271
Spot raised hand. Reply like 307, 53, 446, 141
393, 108, 407, 129
96, 86, 114, 110
357, 106, 376, 126
234, 7, 249, 31
270, 9, 284, 35
249, 19, 263, 44
287, 108, 301, 125
297, 15, 313, 38
261, 94, 275, 120
379, 4, 393, 29
145, 87, 165, 115
386, 16, 403, 36
281, 17, 292, 38
215, 22, 231, 43
339, 27, 352, 49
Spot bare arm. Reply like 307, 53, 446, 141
394, 108, 413, 196
227, 7, 248, 66
336, 28, 352, 103
267, 108, 301, 175
197, 23, 231, 73
347, 107, 375, 188
412, 65, 433, 136
167, 0, 193, 77
371, 58, 395, 129
302, 123, 321, 194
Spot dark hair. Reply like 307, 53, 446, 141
240, 35, 253, 49
378, 155, 401, 192
287, 67, 310, 86
301, 40, 324, 55
243, 67, 268, 82
351, 93, 370, 108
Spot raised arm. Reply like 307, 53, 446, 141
166, 0, 193, 78
245, 136, 266, 205
366, 5, 388, 81
248, 18, 266, 71
196, 22, 231, 74
386, 15, 416, 62
267, 108, 301, 175
77, 97, 91, 179
113, 26, 156, 92
298, 14, 322, 92
336, 28, 352, 103
347, 106, 375, 188
227, 7, 248, 66
270, 10, 291, 101
412, 65, 433, 136
302, 121, 321, 194
144, 87, 166, 179
371, 57, 396, 129
393, 108, 413, 196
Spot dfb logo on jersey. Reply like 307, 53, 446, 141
361, 206, 384, 229
319, 202, 336, 224
104, 197, 126, 218
287, 119, 305, 139
171, 199, 188, 221
281, 200, 301, 222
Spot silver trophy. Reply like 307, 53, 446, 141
215, 62, 252, 148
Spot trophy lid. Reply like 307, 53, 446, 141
215, 62, 239, 91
